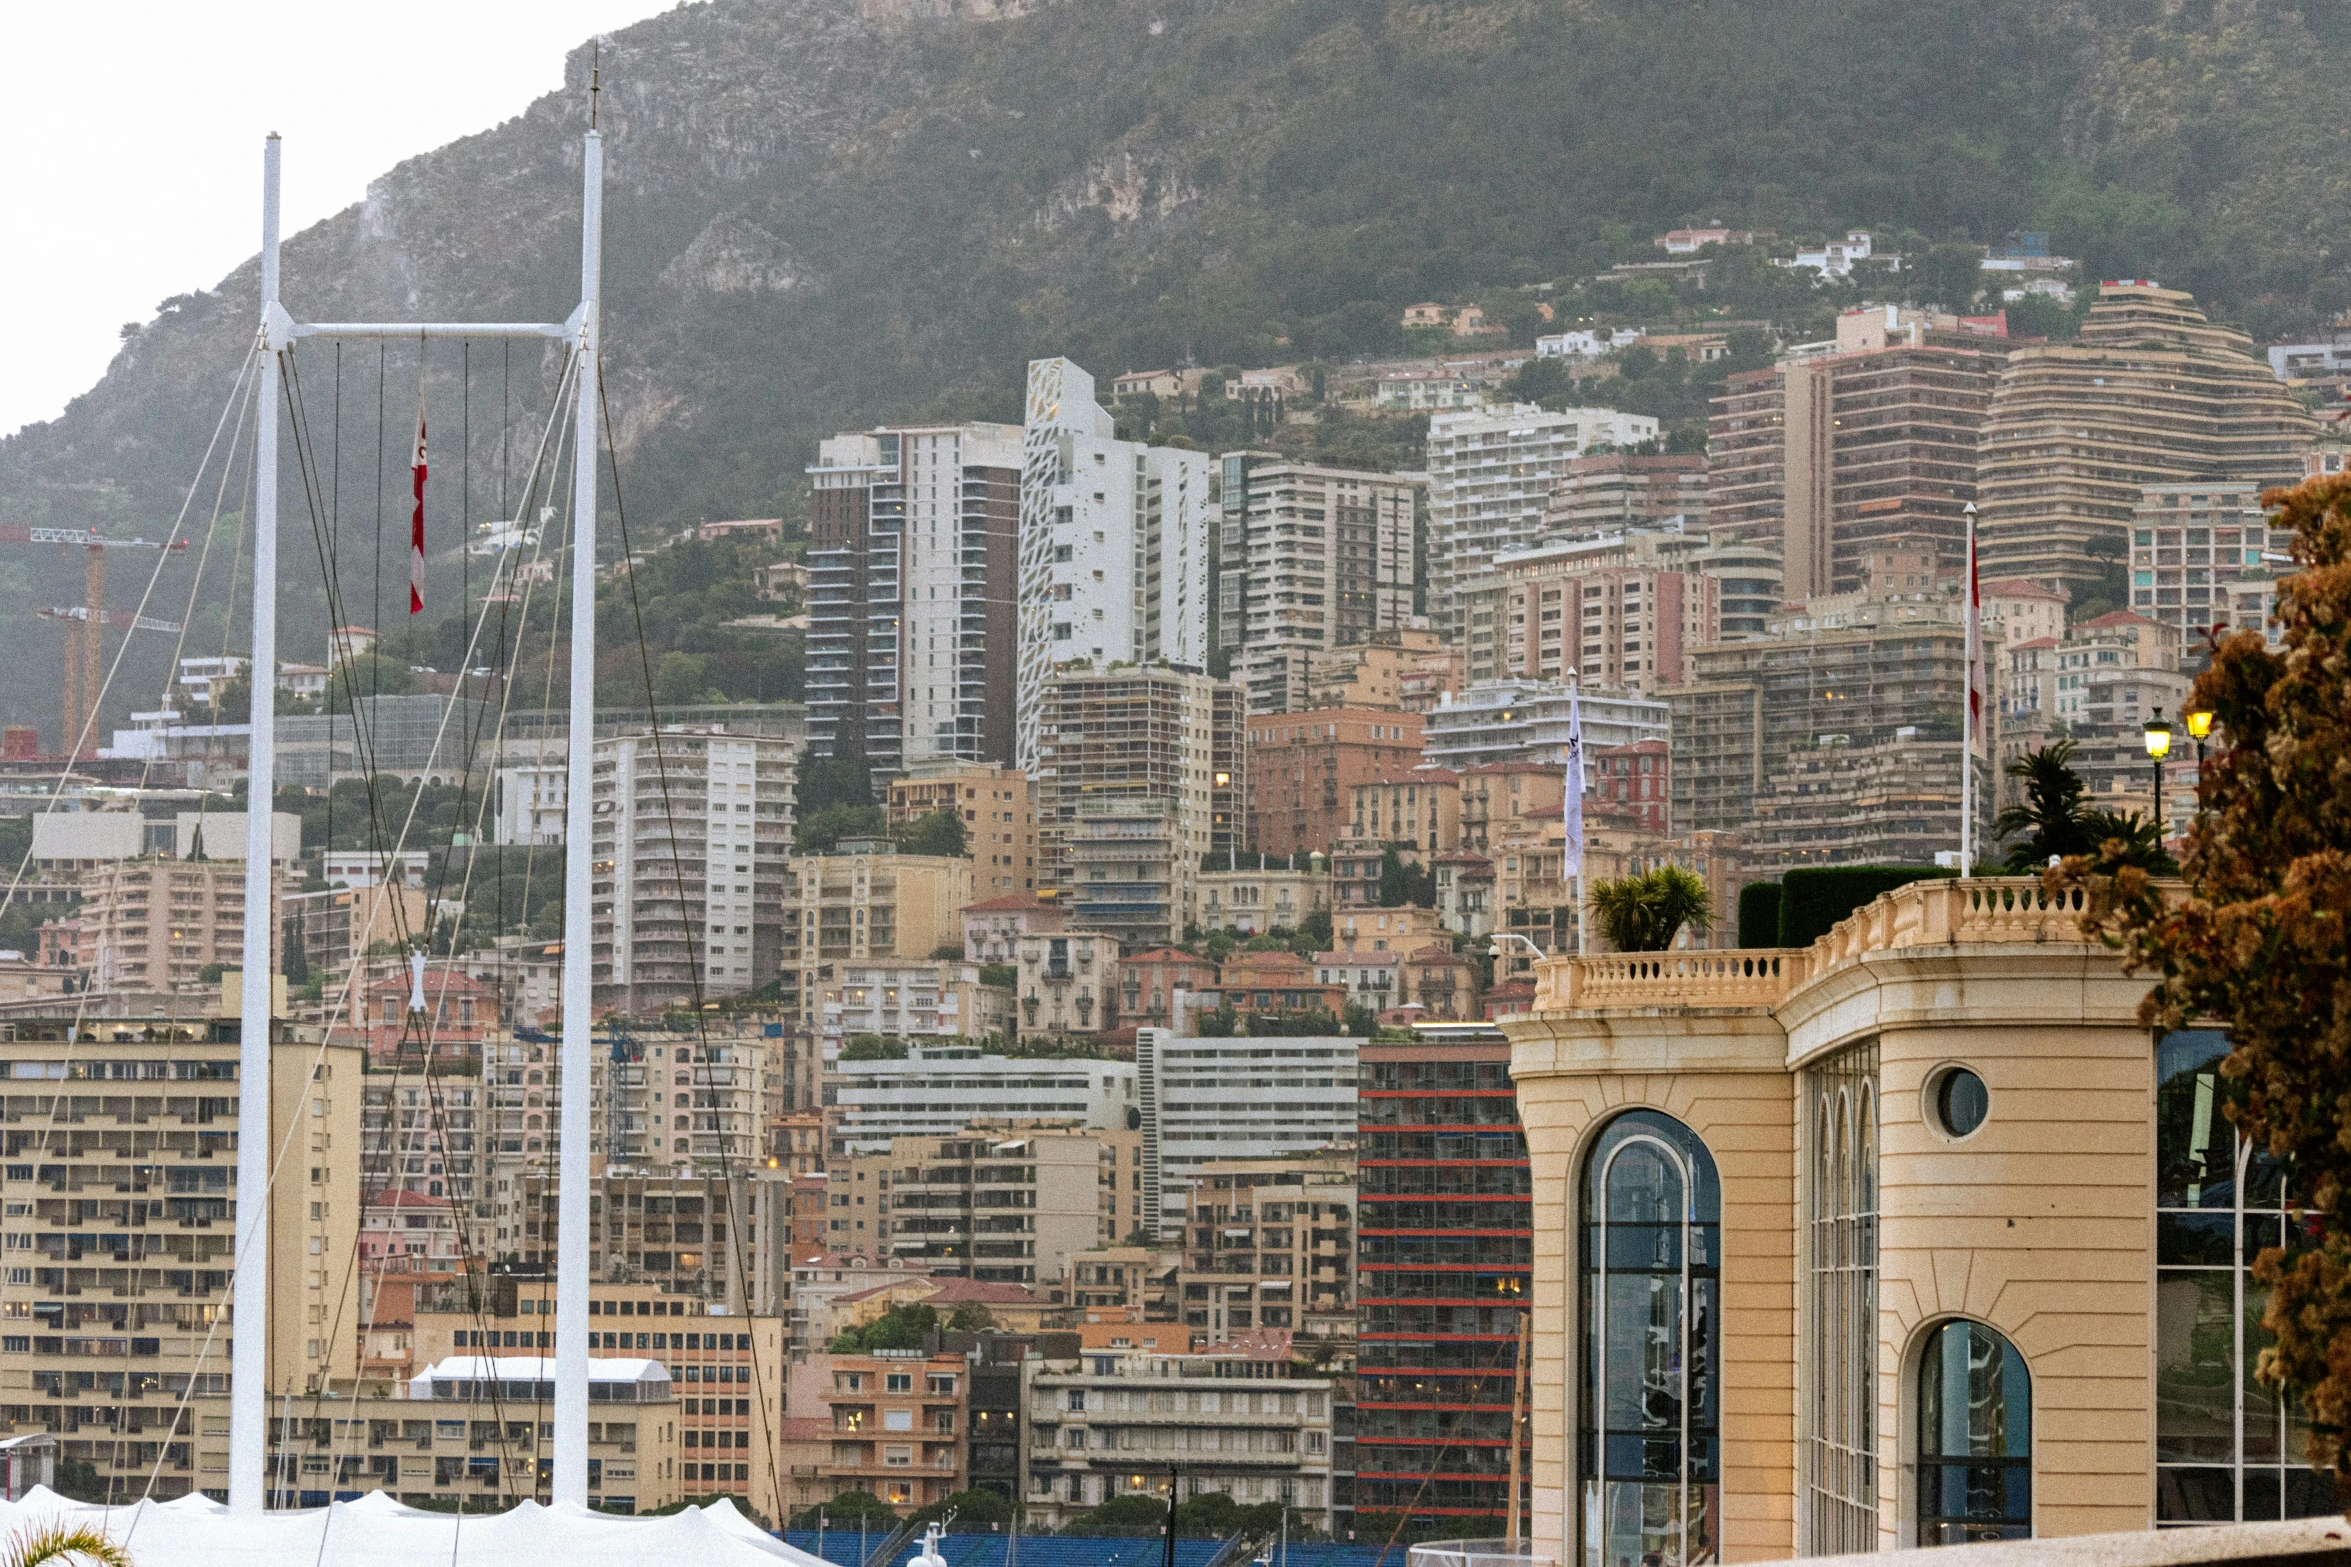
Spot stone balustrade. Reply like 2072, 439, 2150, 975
1531, 877, 2104, 1016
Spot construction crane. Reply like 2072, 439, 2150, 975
0, 524, 190, 758
37, 605, 186, 634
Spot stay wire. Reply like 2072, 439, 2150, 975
598, 362, 783, 1515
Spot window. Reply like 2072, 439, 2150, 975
1916, 1321, 2030, 1542
1579, 1109, 1720, 1567
2154, 1029, 2332, 1521
1807, 1042, 1878, 1552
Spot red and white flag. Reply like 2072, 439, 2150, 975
409, 408, 428, 615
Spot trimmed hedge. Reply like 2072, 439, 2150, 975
1775, 865, 1958, 949
1736, 881, 1783, 949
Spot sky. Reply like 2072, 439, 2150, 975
3, 0, 668, 440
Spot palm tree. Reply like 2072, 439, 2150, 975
1993, 740, 2094, 869
2080, 809, 2180, 876
1589, 864, 1714, 952
4, 1524, 132, 1567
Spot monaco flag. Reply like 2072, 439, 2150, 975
409, 408, 428, 615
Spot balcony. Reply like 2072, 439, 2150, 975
1529, 879, 2099, 1015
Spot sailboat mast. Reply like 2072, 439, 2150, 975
552, 124, 604, 1510
230, 131, 284, 1516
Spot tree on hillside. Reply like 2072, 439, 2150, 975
829, 1301, 937, 1353
894, 807, 966, 858
790, 1490, 898, 1530
2076, 471, 2351, 1488
797, 802, 887, 855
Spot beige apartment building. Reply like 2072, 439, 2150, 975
1504, 875, 2332, 1561
403, 1276, 785, 1519
847, 1126, 1144, 1284
74, 859, 272, 994
1177, 1154, 1356, 1342
886, 761, 1040, 898
0, 1006, 361, 1501
1306, 627, 1461, 714
824, 1349, 969, 1513
783, 842, 973, 1029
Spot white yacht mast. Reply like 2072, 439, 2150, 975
231, 123, 604, 1513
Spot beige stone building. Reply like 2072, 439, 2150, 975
782, 843, 973, 1028
0, 1006, 360, 1501
1503, 876, 2332, 1561
1176, 1153, 1356, 1342
405, 1277, 784, 1519
886, 761, 1040, 898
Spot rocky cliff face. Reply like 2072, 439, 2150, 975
8, 0, 2351, 743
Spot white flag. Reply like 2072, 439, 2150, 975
1561, 692, 1586, 880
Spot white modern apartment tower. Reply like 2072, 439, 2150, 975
1017, 358, 1216, 770
1134, 1029, 1359, 1238
1425, 403, 1655, 636
807, 422, 1025, 778
1217, 452, 1422, 714
589, 728, 797, 1014
831, 1046, 1141, 1155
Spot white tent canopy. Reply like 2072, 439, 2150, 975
0, 1487, 831, 1567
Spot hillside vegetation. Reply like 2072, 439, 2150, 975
6, 0, 2351, 742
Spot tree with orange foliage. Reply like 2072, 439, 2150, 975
2072, 470, 2351, 1485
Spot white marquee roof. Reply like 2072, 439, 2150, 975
0, 1487, 830, 1567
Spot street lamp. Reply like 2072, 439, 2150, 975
2185, 709, 2213, 810
2143, 708, 2174, 834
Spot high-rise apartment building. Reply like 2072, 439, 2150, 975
1977, 282, 2313, 593
1133, 1030, 1357, 1240
886, 761, 1039, 897
1458, 545, 1720, 693
1215, 452, 1421, 714
1243, 706, 1425, 860
0, 1006, 362, 1501
1541, 452, 1706, 534
1177, 1154, 1357, 1342
1666, 542, 1972, 859
1035, 665, 1243, 944
1706, 327, 2005, 600
1424, 404, 1576, 637
806, 422, 1023, 778
589, 729, 796, 1016
847, 1127, 1144, 1282
75, 859, 267, 995
1419, 681, 1669, 772
831, 1047, 1138, 1157
2129, 480, 2295, 660
1306, 627, 1460, 713
1356, 1025, 1530, 1532
1017, 359, 1216, 770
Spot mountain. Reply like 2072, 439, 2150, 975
8, 0, 2351, 749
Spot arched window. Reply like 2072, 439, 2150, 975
1917, 1320, 2031, 1542
1808, 1042, 1879, 1552
1579, 1109, 1721, 1567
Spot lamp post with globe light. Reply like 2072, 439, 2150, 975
2144, 709, 2174, 839
2185, 708, 2213, 818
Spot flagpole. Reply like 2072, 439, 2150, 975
1563, 680, 1586, 956
1961, 501, 1978, 872
229, 129, 282, 1516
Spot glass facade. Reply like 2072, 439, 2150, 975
1578, 1109, 1721, 1567
1916, 1321, 2031, 1542
2154, 1029, 2335, 1521
1356, 1037, 1532, 1530
1805, 1042, 1878, 1552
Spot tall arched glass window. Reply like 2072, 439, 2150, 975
1806, 1042, 1879, 1552
2154, 1028, 2332, 1520
1917, 1320, 2031, 1542
1578, 1109, 1720, 1567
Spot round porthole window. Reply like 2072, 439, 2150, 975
1930, 1067, 1989, 1138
